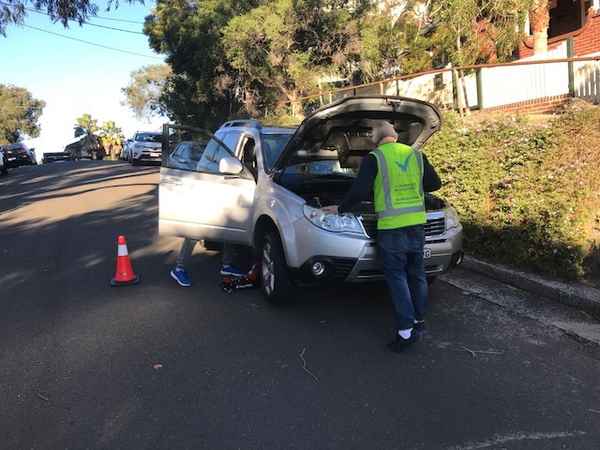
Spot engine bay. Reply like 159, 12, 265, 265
279, 174, 446, 212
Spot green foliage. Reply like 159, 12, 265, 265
0, 84, 45, 144
122, 64, 172, 120
429, 0, 532, 66
144, 0, 260, 128
145, 0, 368, 124
0, 0, 141, 34
359, 1, 432, 79
223, 0, 365, 116
426, 106, 600, 280
75, 113, 98, 134
98, 120, 125, 159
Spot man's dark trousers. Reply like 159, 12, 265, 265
377, 225, 428, 331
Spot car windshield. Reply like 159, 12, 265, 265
260, 133, 293, 170
136, 133, 162, 143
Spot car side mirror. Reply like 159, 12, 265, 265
219, 156, 243, 175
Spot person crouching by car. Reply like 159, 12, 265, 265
322, 120, 442, 353
170, 239, 247, 287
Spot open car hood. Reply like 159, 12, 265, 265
272, 96, 442, 171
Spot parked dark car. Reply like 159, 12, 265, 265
2, 143, 36, 167
43, 151, 73, 164
64, 133, 105, 160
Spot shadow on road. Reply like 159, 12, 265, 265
0, 161, 158, 214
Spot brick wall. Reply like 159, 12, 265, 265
519, 8, 600, 58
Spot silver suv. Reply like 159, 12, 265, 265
159, 96, 463, 302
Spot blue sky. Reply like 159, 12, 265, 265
1, 0, 165, 156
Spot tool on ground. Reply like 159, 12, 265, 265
110, 235, 140, 286
221, 264, 259, 294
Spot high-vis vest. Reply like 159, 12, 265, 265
371, 142, 427, 230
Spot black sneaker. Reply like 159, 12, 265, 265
387, 331, 417, 353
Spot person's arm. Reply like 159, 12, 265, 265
422, 153, 442, 192
338, 154, 378, 214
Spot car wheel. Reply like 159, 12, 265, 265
260, 231, 293, 304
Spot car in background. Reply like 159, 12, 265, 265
64, 133, 105, 160
0, 148, 8, 175
43, 151, 73, 164
158, 96, 464, 303
129, 131, 162, 165
2, 143, 36, 167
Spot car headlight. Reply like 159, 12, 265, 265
445, 206, 461, 231
303, 205, 364, 235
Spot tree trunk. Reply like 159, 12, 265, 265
454, 34, 469, 117
530, 0, 550, 55
459, 70, 471, 116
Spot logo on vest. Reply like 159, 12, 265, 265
395, 153, 414, 172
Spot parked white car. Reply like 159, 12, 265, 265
128, 132, 162, 165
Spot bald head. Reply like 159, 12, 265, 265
370, 120, 398, 146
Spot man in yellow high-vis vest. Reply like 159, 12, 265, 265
329, 120, 441, 352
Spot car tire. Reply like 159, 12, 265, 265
259, 231, 293, 304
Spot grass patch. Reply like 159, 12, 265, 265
426, 102, 600, 281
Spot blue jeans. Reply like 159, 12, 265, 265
377, 225, 428, 331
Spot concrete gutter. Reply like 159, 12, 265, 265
462, 255, 600, 316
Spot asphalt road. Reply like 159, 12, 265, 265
1, 161, 600, 450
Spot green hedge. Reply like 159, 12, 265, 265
425, 105, 600, 280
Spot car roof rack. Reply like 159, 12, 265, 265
220, 119, 262, 129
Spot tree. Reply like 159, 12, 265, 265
0, 84, 45, 144
222, 0, 366, 118
75, 113, 98, 136
144, 0, 261, 128
122, 64, 172, 120
529, 0, 549, 55
427, 0, 533, 115
0, 0, 141, 35
359, 1, 433, 81
98, 120, 124, 160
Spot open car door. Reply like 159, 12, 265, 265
159, 124, 256, 244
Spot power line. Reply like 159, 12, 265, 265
0, 2, 146, 34
92, 15, 145, 25
22, 24, 162, 60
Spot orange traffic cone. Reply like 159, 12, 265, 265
110, 235, 140, 286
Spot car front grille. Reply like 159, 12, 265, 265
424, 217, 446, 236
360, 216, 446, 239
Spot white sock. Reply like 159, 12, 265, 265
398, 328, 413, 339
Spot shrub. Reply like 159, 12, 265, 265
426, 106, 600, 280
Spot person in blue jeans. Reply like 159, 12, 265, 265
170, 239, 246, 287
325, 119, 441, 352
